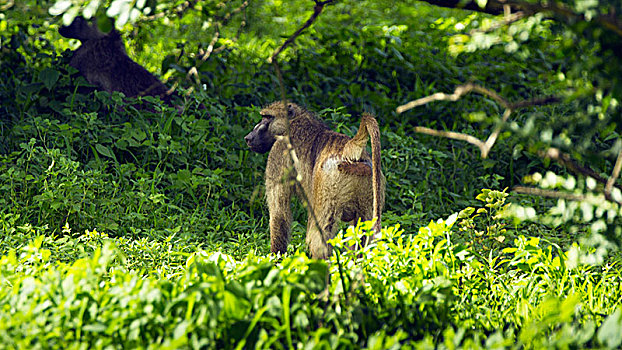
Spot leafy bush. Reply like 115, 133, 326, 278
1, 200, 621, 348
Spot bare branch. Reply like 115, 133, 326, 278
218, 0, 249, 24
418, 0, 622, 38
415, 0, 526, 16
399, 83, 560, 158
469, 84, 510, 108
514, 185, 622, 206
541, 148, 605, 183
268, 0, 336, 63
541, 147, 617, 190
0, 0, 14, 11
606, 149, 622, 196
143, 0, 199, 21
396, 84, 476, 113
481, 109, 512, 158
414, 126, 488, 157
167, 0, 248, 92
198, 1, 249, 62
469, 10, 526, 35
541, 0, 622, 37
396, 83, 510, 114
510, 96, 561, 109
198, 30, 220, 62
397, 83, 558, 114
513, 186, 586, 201
540, 147, 622, 203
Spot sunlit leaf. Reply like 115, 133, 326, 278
48, 0, 72, 16
597, 308, 622, 348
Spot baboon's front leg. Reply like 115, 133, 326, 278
266, 178, 292, 255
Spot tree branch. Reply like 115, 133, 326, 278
396, 83, 484, 113
143, 0, 199, 21
198, 1, 249, 62
268, 0, 336, 63
398, 83, 559, 158
605, 149, 622, 197
470, 9, 526, 34
540, 0, 622, 37
0, 0, 14, 11
481, 109, 511, 158
513, 186, 586, 201
414, 126, 488, 155
514, 185, 622, 206
541, 147, 622, 200
541, 148, 606, 184
416, 0, 525, 16
397, 83, 558, 114
511, 96, 561, 109
418, 0, 622, 37
402, 83, 621, 202
178, 1, 248, 93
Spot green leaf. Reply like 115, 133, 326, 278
39, 68, 60, 90
95, 144, 116, 160
224, 291, 250, 320
173, 320, 190, 339
96, 14, 113, 33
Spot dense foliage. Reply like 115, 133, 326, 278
1, 0, 622, 348
2, 201, 622, 348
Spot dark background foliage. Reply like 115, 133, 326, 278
1, 0, 622, 348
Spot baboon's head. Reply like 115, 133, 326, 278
59, 16, 106, 42
245, 102, 302, 153
245, 117, 276, 154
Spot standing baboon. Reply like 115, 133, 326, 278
59, 16, 173, 103
245, 101, 385, 259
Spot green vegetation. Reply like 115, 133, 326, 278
1, 0, 622, 348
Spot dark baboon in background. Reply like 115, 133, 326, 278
59, 16, 174, 103
245, 101, 385, 259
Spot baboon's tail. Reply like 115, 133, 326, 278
342, 113, 383, 233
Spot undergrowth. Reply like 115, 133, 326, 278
1, 0, 621, 348
1, 191, 620, 348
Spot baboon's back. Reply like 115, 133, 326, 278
68, 31, 170, 101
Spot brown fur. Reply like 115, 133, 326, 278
59, 16, 174, 103
244, 101, 385, 259
338, 161, 372, 177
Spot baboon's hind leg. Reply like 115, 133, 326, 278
306, 204, 340, 259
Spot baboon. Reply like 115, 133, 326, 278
245, 101, 385, 259
59, 16, 174, 103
